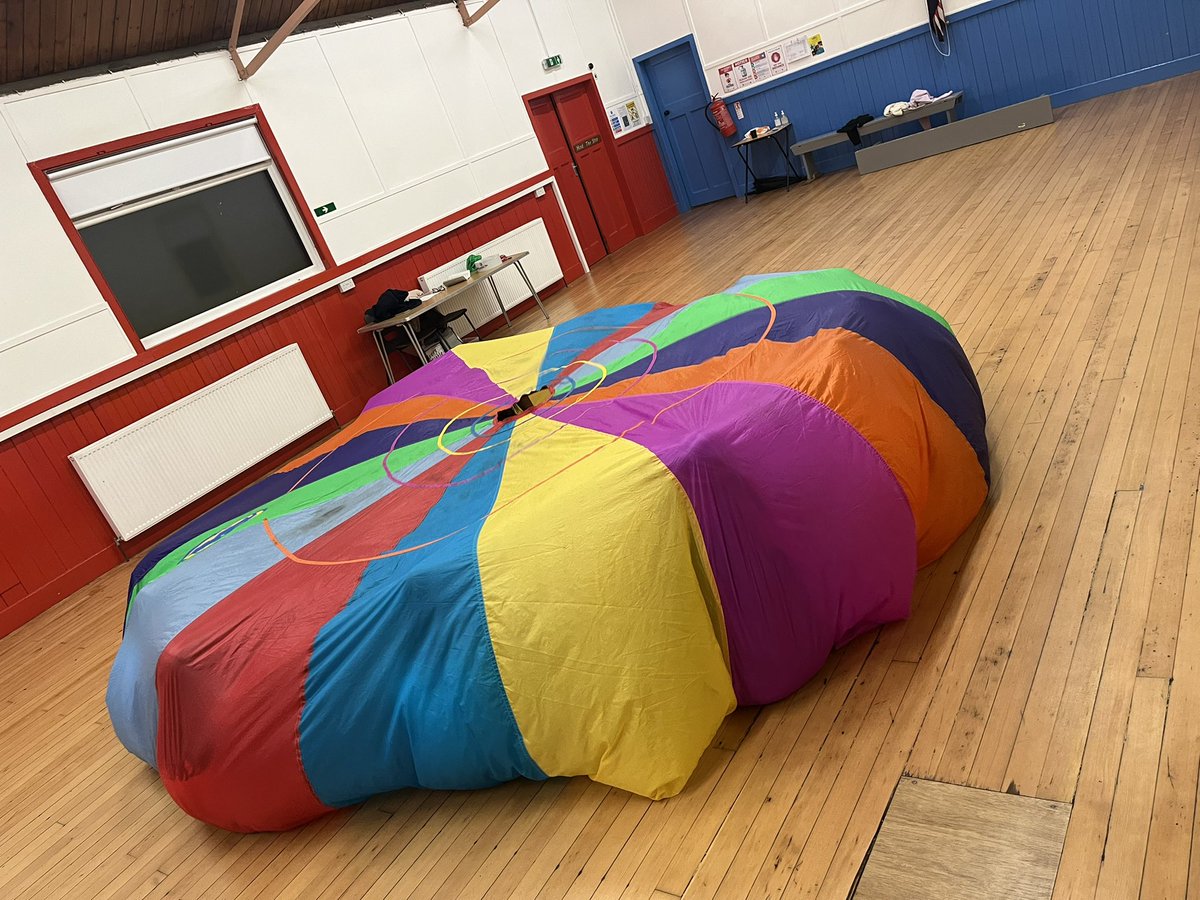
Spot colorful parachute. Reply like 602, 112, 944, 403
107, 270, 988, 832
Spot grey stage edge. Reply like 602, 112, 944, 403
855, 95, 1054, 175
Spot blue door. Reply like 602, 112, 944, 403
638, 40, 735, 210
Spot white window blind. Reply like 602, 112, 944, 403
48, 120, 271, 220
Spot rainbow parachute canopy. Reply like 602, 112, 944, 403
108, 269, 988, 832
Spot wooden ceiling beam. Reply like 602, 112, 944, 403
456, 0, 504, 27
228, 0, 250, 78
229, 0, 323, 79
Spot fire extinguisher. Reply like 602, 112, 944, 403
705, 94, 737, 138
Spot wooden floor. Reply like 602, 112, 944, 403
3, 73, 1199, 899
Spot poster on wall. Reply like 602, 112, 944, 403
608, 108, 623, 134
718, 40, 805, 95
734, 56, 757, 88
718, 64, 737, 93
749, 51, 771, 81
808, 33, 826, 56
625, 100, 642, 126
784, 35, 810, 64
768, 46, 788, 76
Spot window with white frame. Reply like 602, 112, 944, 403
48, 119, 324, 348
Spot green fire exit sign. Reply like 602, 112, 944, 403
542, 55, 562, 71
313, 202, 336, 217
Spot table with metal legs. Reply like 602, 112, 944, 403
358, 251, 552, 384
365, 309, 480, 383
732, 122, 804, 203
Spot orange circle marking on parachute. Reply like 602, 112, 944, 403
264, 292, 776, 566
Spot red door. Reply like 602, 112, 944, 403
551, 84, 637, 254
528, 97, 607, 268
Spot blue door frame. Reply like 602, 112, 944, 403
635, 35, 737, 213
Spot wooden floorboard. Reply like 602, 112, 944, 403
3, 73, 1200, 898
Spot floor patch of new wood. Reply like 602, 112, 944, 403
854, 777, 1070, 899
2, 72, 1200, 898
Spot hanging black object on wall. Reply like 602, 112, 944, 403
928, 0, 948, 42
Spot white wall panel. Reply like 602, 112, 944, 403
566, 0, 637, 104
318, 167, 483, 262
4, 78, 148, 160
0, 311, 134, 417
319, 19, 464, 192
492, 0, 585, 93
245, 37, 383, 220
0, 117, 110, 340
687, 0, 768, 62
759, 0, 838, 38
408, 9, 532, 159
528, 0, 588, 70
470, 137, 546, 198
608, 0, 690, 59
128, 55, 253, 128
481, 0, 544, 80
840, 2, 922, 51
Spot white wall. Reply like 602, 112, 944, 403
485, 0, 650, 135
0, 0, 639, 420
0, 107, 138, 414
609, 0, 991, 94
608, 0, 691, 59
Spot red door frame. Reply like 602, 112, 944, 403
523, 75, 643, 244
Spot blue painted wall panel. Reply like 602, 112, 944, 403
688, 0, 1200, 190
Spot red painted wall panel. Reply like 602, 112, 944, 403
0, 189, 580, 638
615, 126, 679, 235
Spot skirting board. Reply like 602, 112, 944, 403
855, 96, 1054, 175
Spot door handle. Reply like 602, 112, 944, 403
663, 109, 670, 116
573, 162, 580, 177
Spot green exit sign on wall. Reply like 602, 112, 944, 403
313, 202, 336, 217
541, 55, 562, 71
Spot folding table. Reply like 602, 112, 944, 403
357, 251, 551, 384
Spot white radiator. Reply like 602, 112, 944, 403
70, 344, 331, 541
419, 218, 563, 336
